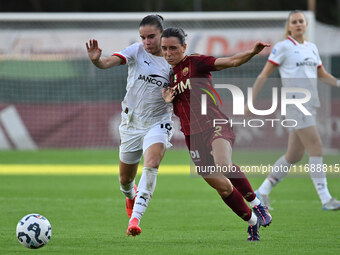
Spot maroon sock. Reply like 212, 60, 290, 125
225, 164, 256, 202
221, 188, 252, 221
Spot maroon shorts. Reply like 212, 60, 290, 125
185, 124, 235, 175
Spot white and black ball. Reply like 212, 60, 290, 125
16, 213, 52, 249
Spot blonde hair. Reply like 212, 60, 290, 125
284, 10, 308, 40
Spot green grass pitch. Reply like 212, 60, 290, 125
0, 149, 340, 254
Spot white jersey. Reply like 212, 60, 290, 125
114, 43, 172, 121
268, 35, 322, 107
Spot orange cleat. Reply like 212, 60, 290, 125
125, 184, 137, 218
127, 218, 141, 237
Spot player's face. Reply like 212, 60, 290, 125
288, 13, 307, 38
161, 37, 186, 67
139, 25, 162, 56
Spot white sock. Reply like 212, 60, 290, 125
309, 156, 332, 204
249, 197, 261, 207
258, 155, 291, 195
247, 212, 258, 226
120, 180, 135, 200
130, 167, 158, 223
257, 179, 273, 196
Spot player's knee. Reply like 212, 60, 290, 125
144, 157, 161, 168
214, 158, 232, 169
215, 180, 233, 197
285, 152, 303, 164
217, 186, 233, 198
306, 142, 323, 157
119, 176, 134, 186
307, 148, 323, 157
305, 138, 323, 156
286, 155, 301, 164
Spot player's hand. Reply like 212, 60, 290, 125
252, 41, 271, 55
86, 39, 102, 62
162, 88, 175, 103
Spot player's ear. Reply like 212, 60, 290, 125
182, 43, 187, 53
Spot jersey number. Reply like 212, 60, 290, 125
160, 123, 172, 131
190, 150, 200, 159
214, 125, 222, 137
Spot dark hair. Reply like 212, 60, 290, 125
161, 27, 187, 46
139, 14, 164, 32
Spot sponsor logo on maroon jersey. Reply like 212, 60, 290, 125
173, 79, 192, 94
182, 67, 189, 76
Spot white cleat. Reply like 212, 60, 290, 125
322, 198, 340, 211
255, 190, 273, 211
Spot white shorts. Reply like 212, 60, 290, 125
119, 112, 174, 164
285, 105, 317, 132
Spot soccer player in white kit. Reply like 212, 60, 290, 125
246, 11, 340, 210
86, 15, 173, 236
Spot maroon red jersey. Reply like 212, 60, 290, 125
170, 55, 228, 135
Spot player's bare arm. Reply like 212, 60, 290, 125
251, 61, 277, 100
244, 60, 277, 117
318, 65, 340, 87
214, 41, 270, 70
162, 88, 175, 103
86, 39, 123, 69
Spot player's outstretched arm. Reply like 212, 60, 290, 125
214, 41, 270, 71
162, 88, 176, 103
86, 39, 123, 69
318, 65, 340, 87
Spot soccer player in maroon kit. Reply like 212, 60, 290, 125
161, 27, 272, 241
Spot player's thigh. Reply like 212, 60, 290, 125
211, 138, 233, 167
285, 131, 305, 163
295, 126, 323, 156
142, 121, 173, 167
143, 143, 166, 168
118, 122, 144, 183
210, 124, 235, 167
142, 121, 173, 153
185, 130, 218, 173
119, 122, 144, 158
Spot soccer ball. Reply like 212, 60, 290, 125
16, 213, 52, 249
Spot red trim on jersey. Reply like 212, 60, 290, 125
268, 59, 279, 66
207, 84, 223, 106
317, 64, 322, 69
287, 36, 297, 45
113, 53, 127, 64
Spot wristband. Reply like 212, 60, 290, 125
337, 80, 340, 87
